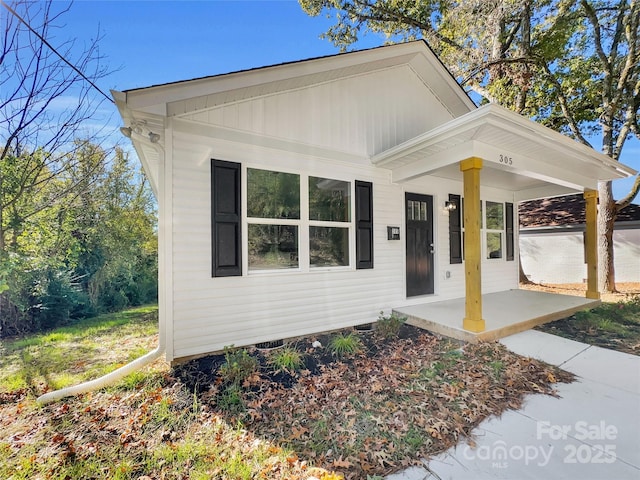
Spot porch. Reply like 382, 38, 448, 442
393, 289, 601, 343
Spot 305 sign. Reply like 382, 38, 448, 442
498, 154, 513, 165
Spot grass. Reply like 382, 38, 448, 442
536, 295, 640, 355
0, 305, 158, 395
327, 332, 363, 358
0, 306, 572, 479
268, 346, 305, 372
0, 306, 315, 480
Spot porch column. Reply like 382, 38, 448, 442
584, 190, 600, 300
460, 157, 486, 332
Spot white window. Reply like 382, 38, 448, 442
246, 169, 352, 272
485, 201, 504, 259
246, 168, 300, 271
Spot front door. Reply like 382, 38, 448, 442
406, 193, 434, 297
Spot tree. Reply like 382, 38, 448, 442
300, 0, 640, 291
0, 0, 111, 252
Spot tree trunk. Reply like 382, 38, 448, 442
519, 254, 532, 284
597, 180, 617, 292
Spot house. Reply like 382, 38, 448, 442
520, 194, 640, 284
113, 40, 635, 363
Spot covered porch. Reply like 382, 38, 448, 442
374, 103, 635, 340
393, 289, 601, 343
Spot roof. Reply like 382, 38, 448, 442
122, 40, 473, 107
113, 41, 636, 199
519, 194, 640, 228
371, 103, 635, 199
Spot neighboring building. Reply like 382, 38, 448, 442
113, 41, 634, 362
520, 194, 640, 284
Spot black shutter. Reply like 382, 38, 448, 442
355, 180, 373, 269
448, 194, 462, 264
211, 159, 242, 277
505, 202, 514, 261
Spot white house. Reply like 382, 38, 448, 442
113, 41, 635, 363
520, 194, 640, 284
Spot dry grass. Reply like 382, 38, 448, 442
0, 306, 576, 479
520, 281, 640, 303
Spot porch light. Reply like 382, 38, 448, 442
444, 200, 457, 211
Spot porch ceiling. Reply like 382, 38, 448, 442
372, 104, 636, 201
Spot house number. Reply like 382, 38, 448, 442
499, 154, 513, 165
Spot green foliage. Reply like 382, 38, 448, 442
375, 311, 406, 340
268, 346, 305, 372
218, 347, 259, 386
328, 332, 363, 358
0, 142, 157, 336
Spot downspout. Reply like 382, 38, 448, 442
37, 132, 167, 405
36, 348, 164, 404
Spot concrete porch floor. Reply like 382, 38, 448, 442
393, 289, 601, 343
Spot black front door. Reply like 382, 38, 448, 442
406, 193, 434, 297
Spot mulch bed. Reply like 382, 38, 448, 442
174, 325, 573, 478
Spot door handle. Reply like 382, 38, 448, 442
429, 243, 435, 254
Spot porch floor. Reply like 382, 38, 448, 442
393, 289, 600, 343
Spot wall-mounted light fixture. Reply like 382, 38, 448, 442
119, 126, 132, 138
148, 132, 160, 143
444, 200, 457, 211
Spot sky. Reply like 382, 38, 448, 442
16, 0, 640, 199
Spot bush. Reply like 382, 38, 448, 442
375, 311, 406, 340
218, 347, 258, 386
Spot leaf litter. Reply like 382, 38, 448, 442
0, 324, 573, 479
175, 325, 574, 478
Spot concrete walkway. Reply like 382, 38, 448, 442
386, 330, 640, 479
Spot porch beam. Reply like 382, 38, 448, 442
460, 157, 486, 332
584, 190, 600, 300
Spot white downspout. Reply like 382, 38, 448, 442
37, 132, 168, 405
36, 348, 164, 404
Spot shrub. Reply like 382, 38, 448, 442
375, 311, 406, 340
268, 346, 304, 372
218, 347, 258, 386
328, 333, 362, 358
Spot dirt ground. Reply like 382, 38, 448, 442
519, 281, 640, 303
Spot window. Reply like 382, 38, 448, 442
309, 176, 351, 267
485, 201, 503, 259
247, 168, 300, 271
447, 196, 514, 263
236, 167, 371, 273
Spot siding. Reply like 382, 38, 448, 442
180, 65, 453, 158
520, 228, 640, 284
170, 129, 520, 359
171, 132, 404, 358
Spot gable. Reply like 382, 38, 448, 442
178, 65, 456, 157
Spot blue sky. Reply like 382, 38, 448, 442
53, 1, 640, 199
